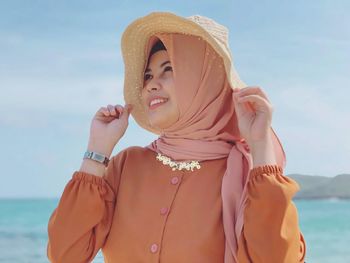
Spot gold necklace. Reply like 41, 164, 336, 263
156, 153, 201, 171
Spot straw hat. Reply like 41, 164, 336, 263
121, 12, 247, 134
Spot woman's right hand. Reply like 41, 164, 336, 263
87, 104, 133, 157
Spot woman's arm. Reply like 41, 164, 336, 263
232, 86, 306, 261
47, 154, 121, 263
237, 164, 306, 262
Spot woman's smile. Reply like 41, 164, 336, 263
149, 98, 169, 110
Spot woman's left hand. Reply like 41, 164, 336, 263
232, 86, 273, 146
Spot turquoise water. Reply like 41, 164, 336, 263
0, 198, 349, 263
296, 199, 350, 263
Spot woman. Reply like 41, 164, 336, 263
47, 12, 306, 263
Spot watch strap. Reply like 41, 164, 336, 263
83, 150, 110, 167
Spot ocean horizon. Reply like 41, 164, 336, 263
0, 198, 349, 263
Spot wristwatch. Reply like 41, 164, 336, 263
83, 150, 110, 167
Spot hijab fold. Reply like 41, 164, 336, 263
144, 33, 286, 263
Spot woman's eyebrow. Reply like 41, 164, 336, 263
160, 60, 171, 67
145, 60, 171, 73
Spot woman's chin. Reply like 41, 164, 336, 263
149, 119, 169, 130
147, 107, 179, 130
149, 114, 177, 130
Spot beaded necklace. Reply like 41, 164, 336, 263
155, 153, 201, 171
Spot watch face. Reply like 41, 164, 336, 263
93, 153, 103, 162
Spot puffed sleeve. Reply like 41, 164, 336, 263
237, 164, 306, 263
47, 151, 125, 263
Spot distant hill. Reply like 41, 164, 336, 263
287, 173, 350, 199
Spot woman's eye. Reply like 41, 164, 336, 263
144, 74, 152, 81
144, 67, 172, 82
164, 66, 173, 72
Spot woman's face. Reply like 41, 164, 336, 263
141, 50, 180, 130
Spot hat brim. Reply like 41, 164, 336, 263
121, 12, 247, 135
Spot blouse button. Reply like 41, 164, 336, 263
150, 243, 158, 253
160, 207, 168, 215
171, 176, 179, 185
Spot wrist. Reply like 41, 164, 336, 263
249, 137, 277, 168
80, 158, 106, 177
87, 141, 114, 158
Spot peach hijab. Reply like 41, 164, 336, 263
144, 33, 286, 262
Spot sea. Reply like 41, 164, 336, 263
0, 198, 349, 263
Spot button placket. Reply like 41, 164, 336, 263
151, 171, 184, 259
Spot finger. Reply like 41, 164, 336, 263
120, 104, 132, 121
236, 86, 270, 102
236, 86, 268, 99
232, 91, 254, 116
115, 105, 124, 116
107, 104, 117, 116
232, 88, 256, 113
99, 107, 110, 116
125, 104, 133, 113
237, 95, 273, 111
232, 88, 241, 92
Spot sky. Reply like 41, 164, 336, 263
0, 0, 349, 198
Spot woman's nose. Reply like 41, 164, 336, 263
146, 79, 161, 92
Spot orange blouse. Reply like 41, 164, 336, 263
47, 146, 306, 263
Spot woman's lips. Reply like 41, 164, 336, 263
149, 100, 168, 110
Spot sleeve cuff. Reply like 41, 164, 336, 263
71, 171, 115, 202
250, 164, 283, 178
72, 171, 106, 185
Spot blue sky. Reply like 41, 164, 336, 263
0, 0, 349, 198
